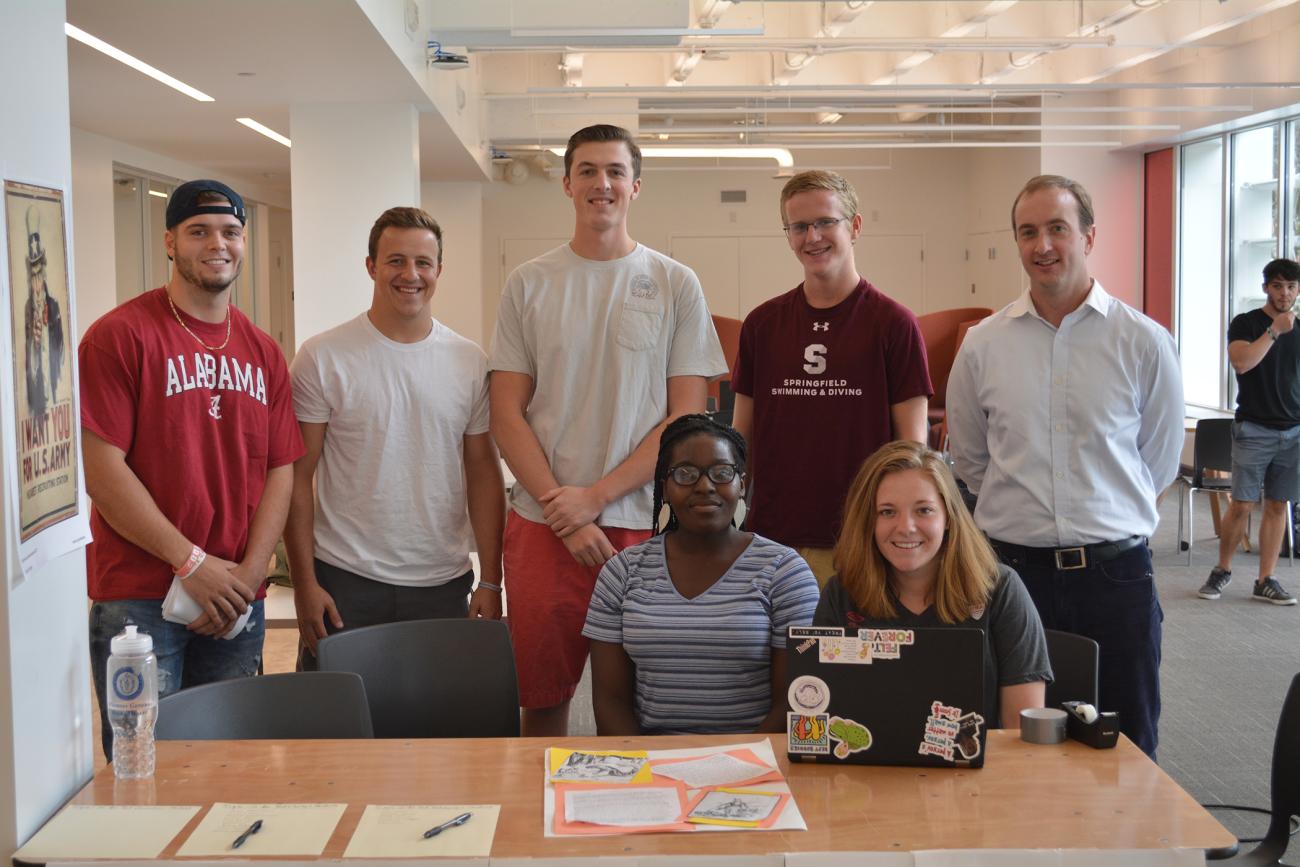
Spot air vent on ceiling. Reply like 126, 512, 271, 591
720, 190, 747, 204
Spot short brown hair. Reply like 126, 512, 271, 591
779, 170, 859, 225
834, 441, 998, 624
1011, 174, 1095, 232
564, 124, 642, 180
367, 207, 443, 266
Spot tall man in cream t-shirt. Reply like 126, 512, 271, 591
286, 207, 506, 670
490, 124, 728, 736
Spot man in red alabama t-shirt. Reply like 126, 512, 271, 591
79, 180, 303, 759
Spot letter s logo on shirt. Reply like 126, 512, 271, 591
804, 344, 827, 375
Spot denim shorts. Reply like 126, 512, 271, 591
1231, 420, 1300, 503
89, 598, 265, 759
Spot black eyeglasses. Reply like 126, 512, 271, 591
667, 463, 739, 486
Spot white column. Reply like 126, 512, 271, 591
0, 0, 96, 851
421, 182, 484, 347
289, 102, 421, 346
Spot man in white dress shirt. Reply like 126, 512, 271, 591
947, 175, 1184, 758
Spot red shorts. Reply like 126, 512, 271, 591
503, 511, 651, 708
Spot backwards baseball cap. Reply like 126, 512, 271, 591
165, 179, 247, 229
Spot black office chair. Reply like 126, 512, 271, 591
1177, 418, 1293, 568
1178, 418, 1236, 565
316, 618, 520, 738
1210, 672, 1300, 863
1043, 629, 1099, 710
156, 671, 374, 739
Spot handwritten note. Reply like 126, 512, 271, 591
176, 802, 345, 857
342, 804, 500, 858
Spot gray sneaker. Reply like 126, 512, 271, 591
1252, 577, 1297, 606
1198, 567, 1232, 600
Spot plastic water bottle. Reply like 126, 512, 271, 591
107, 625, 157, 779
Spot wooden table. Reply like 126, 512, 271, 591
63, 731, 1233, 860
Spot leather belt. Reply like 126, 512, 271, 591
989, 535, 1146, 571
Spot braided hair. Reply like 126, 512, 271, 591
651, 413, 748, 535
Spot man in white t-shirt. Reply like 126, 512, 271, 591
286, 207, 505, 669
490, 124, 728, 736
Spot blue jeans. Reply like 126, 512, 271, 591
89, 599, 265, 760
990, 542, 1162, 759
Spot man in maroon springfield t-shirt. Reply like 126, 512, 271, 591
79, 180, 303, 759
731, 170, 932, 585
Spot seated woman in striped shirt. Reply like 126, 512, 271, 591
814, 440, 1052, 728
582, 414, 819, 735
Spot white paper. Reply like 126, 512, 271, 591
551, 750, 648, 782
564, 787, 684, 827
653, 753, 774, 789
689, 790, 782, 823
162, 575, 252, 639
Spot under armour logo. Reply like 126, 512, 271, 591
813, 322, 829, 332
209, 395, 222, 420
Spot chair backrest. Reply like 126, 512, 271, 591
1043, 629, 1099, 709
316, 618, 520, 738
156, 671, 373, 740
1254, 672, 1300, 861
709, 314, 743, 408
1192, 418, 1234, 486
917, 307, 993, 410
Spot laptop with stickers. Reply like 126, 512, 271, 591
785, 625, 987, 768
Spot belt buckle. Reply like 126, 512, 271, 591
1055, 546, 1087, 570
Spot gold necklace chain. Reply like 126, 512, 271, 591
166, 291, 232, 352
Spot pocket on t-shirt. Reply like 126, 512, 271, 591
616, 298, 664, 351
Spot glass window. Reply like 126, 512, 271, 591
1289, 119, 1299, 263
1228, 125, 1279, 322
1178, 138, 1225, 409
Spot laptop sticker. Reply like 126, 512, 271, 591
787, 713, 830, 754
788, 675, 830, 715
857, 628, 914, 660
828, 715, 873, 758
918, 701, 985, 762
818, 636, 873, 664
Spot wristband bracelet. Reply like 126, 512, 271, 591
1267, 325, 1279, 341
175, 545, 206, 579
476, 580, 503, 593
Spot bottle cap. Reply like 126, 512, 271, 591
110, 624, 153, 656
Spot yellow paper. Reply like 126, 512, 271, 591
342, 804, 500, 858
15, 805, 200, 860
687, 788, 784, 828
176, 802, 346, 857
547, 747, 652, 784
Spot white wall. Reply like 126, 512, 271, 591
69, 127, 290, 340
0, 0, 95, 853
478, 151, 1023, 339
423, 182, 485, 347
290, 102, 421, 347
1042, 95, 1145, 309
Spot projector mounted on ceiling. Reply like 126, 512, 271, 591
427, 40, 469, 70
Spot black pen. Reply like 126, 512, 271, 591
422, 812, 472, 839
231, 819, 263, 850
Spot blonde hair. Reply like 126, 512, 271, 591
779, 170, 859, 226
833, 441, 997, 624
